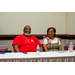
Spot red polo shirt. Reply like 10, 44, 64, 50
12, 34, 42, 52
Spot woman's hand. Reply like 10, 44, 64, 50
59, 45, 62, 51
42, 44, 48, 52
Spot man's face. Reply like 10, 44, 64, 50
23, 26, 31, 36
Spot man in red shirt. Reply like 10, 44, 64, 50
12, 25, 43, 53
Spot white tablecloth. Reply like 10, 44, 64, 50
0, 51, 75, 62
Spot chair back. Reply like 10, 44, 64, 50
64, 44, 75, 50
0, 45, 8, 51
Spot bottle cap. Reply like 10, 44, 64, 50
37, 45, 39, 49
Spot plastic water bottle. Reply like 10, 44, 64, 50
36, 45, 40, 55
68, 42, 73, 52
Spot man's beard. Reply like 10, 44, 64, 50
24, 33, 31, 36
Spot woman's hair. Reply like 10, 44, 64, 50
47, 27, 56, 37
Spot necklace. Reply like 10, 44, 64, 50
24, 36, 30, 42
48, 37, 55, 40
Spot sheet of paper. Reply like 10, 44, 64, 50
28, 52, 37, 54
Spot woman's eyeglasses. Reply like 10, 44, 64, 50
48, 31, 54, 33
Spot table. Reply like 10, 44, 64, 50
0, 51, 75, 62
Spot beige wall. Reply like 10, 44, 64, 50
0, 12, 75, 35
69, 12, 75, 34
66, 12, 75, 35
0, 12, 66, 35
